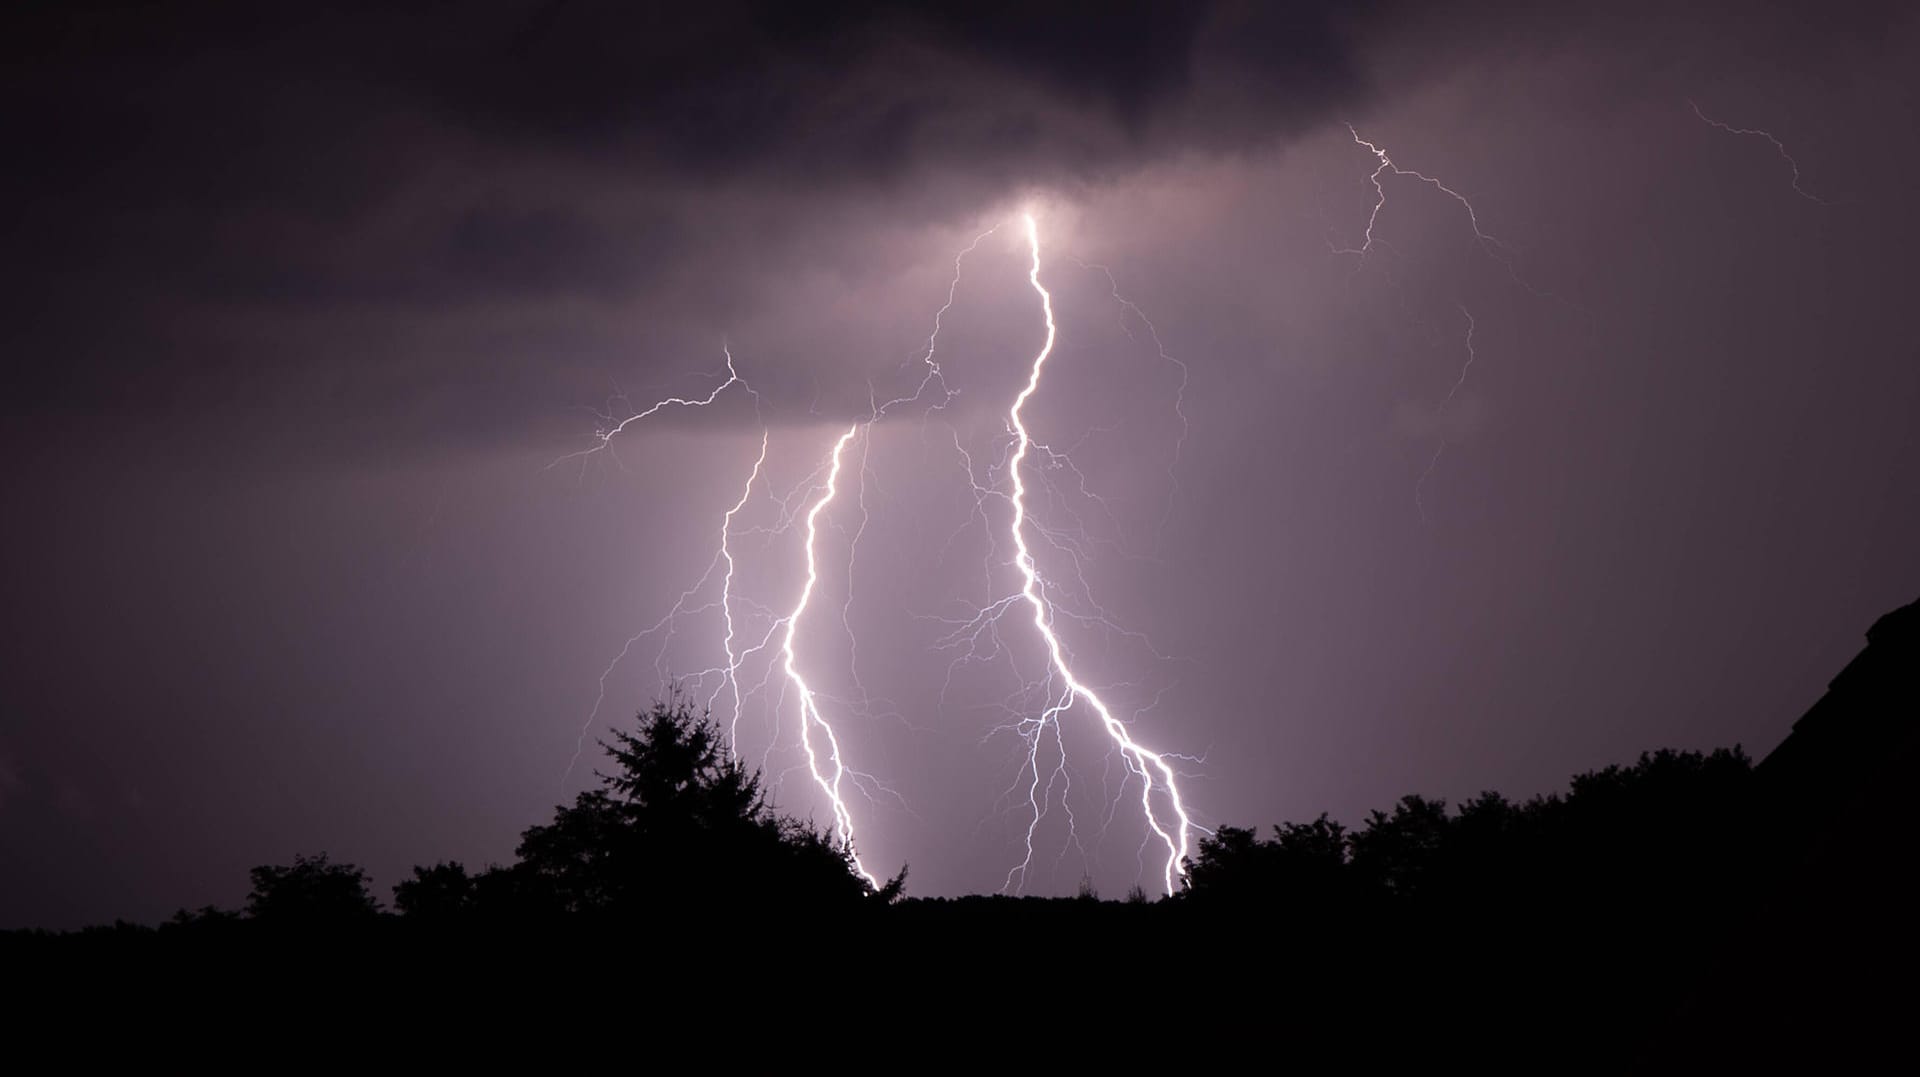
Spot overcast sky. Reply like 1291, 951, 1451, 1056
4, 0, 1917, 927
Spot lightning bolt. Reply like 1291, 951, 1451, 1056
1001, 213, 1194, 895
563, 218, 1200, 899
779, 424, 878, 885
711, 429, 770, 751
1688, 100, 1832, 205
557, 104, 1805, 898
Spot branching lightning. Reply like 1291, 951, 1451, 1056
561, 123, 1559, 892
779, 424, 878, 885
1331, 125, 1578, 520
712, 430, 770, 749
549, 345, 756, 476
547, 95, 1814, 900
997, 213, 1194, 895
1336, 124, 1537, 294
558, 346, 762, 783
563, 214, 1202, 898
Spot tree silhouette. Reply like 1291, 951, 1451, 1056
391, 862, 474, 921
409, 695, 904, 921
1348, 794, 1450, 897
244, 852, 380, 924
1179, 813, 1352, 908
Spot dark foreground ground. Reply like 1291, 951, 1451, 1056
9, 882, 1913, 1068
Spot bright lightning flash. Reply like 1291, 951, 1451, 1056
565, 215, 1202, 899
1000, 213, 1194, 895
779, 424, 879, 885
713, 430, 770, 750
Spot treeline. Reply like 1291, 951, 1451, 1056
149, 696, 904, 935
1, 698, 1840, 1064
1179, 744, 1759, 914
14, 696, 1770, 950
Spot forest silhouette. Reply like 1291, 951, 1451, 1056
7, 596, 1915, 1065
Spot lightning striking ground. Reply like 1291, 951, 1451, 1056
999, 213, 1194, 895
542, 85, 1836, 900
564, 216, 1202, 898
779, 424, 878, 885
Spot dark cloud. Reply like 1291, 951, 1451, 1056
2, 0, 1381, 217
347, 0, 1379, 183
7, 0, 1901, 444
3, 1, 1395, 435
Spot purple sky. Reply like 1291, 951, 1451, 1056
5, 0, 1918, 927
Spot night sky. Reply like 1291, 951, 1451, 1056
5, 0, 1917, 928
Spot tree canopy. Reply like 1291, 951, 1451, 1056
1178, 746, 1758, 915
243, 852, 381, 925
407, 696, 904, 921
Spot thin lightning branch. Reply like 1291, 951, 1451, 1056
839, 423, 879, 717
780, 424, 879, 885
1076, 259, 1191, 556
1434, 307, 1479, 417
558, 345, 763, 785
1336, 124, 1547, 298
549, 345, 756, 472
711, 430, 770, 751
1415, 306, 1477, 524
1004, 213, 1194, 896
828, 225, 1004, 746
564, 443, 768, 784
1332, 122, 1604, 346
875, 225, 1002, 418
1333, 127, 1590, 517
1338, 126, 1504, 257
1688, 100, 1832, 205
